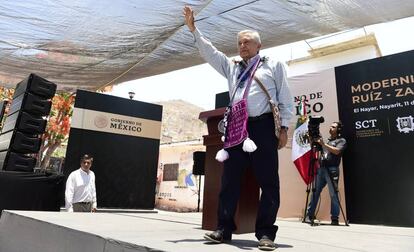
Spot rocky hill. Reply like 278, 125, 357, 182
156, 100, 208, 144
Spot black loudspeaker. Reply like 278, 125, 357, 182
193, 151, 206, 176
0, 74, 56, 172
0, 131, 42, 153
215, 91, 230, 109
0, 101, 9, 124
8, 92, 52, 116
13, 74, 57, 99
2, 111, 47, 134
0, 152, 36, 172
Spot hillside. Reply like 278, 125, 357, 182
156, 100, 208, 144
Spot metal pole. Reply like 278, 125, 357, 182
197, 175, 202, 212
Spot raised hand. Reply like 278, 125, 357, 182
183, 6, 196, 32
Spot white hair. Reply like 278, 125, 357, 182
237, 30, 261, 44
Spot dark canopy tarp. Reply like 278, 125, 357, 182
1, 0, 413, 90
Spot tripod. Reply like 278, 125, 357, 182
302, 143, 320, 226
302, 142, 349, 226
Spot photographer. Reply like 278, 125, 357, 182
307, 121, 346, 225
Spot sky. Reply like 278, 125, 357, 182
110, 16, 414, 110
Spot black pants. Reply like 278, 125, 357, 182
217, 115, 279, 241
73, 202, 92, 212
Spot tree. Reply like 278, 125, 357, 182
0, 87, 14, 100
0, 87, 14, 130
39, 92, 75, 169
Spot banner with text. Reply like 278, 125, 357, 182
278, 69, 347, 221
335, 50, 414, 227
65, 90, 162, 209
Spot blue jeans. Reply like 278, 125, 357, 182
307, 166, 340, 220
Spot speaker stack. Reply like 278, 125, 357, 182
0, 74, 56, 172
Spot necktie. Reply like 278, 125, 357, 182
237, 61, 249, 88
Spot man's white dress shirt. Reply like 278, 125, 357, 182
65, 168, 97, 212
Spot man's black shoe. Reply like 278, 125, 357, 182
204, 230, 232, 243
331, 219, 339, 226
304, 215, 314, 223
258, 235, 277, 251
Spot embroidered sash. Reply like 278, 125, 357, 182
223, 55, 261, 148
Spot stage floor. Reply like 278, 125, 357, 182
0, 209, 413, 252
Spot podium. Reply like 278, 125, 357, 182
199, 108, 259, 234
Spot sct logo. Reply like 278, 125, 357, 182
355, 119, 377, 129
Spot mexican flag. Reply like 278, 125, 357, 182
291, 117, 318, 185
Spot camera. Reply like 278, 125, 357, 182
308, 115, 324, 143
